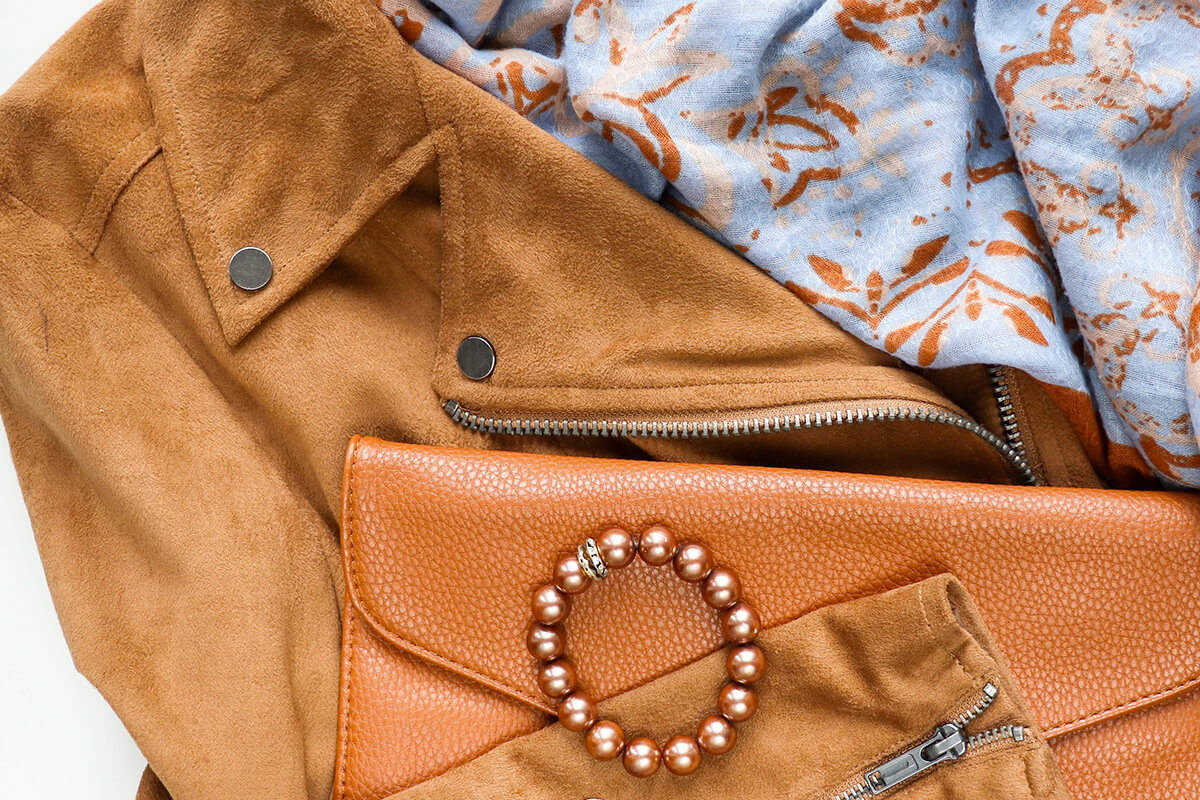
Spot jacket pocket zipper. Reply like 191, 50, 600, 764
443, 367, 1038, 485
833, 682, 1028, 799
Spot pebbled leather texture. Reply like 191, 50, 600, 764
336, 437, 1200, 800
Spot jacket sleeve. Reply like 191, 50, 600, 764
0, 186, 343, 799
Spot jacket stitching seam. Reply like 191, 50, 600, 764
430, 124, 465, 397
0, 182, 103, 263
452, 376, 951, 393
74, 126, 151, 239
402, 39, 434, 134
918, 578, 977, 687
215, 129, 442, 345
799, 583, 1020, 798
71, 125, 161, 252
285, 131, 442, 284
1021, 747, 1042, 799
146, 34, 223, 276
80, 145, 163, 253
0, 128, 159, 256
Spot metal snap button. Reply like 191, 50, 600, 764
457, 335, 496, 380
229, 246, 273, 291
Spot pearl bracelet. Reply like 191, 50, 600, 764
526, 524, 765, 777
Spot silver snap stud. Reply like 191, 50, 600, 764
457, 335, 496, 380
229, 246, 273, 291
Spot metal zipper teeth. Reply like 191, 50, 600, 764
966, 724, 1026, 750
987, 365, 1027, 461
832, 682, 1007, 799
833, 782, 873, 800
834, 723, 1029, 800
442, 399, 1039, 486
951, 681, 999, 728
834, 780, 875, 800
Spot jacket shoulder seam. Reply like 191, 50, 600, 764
0, 180, 102, 263
71, 124, 162, 254
0, 124, 160, 258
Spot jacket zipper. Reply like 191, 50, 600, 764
832, 682, 1028, 799
442, 372, 1038, 486
988, 365, 1027, 462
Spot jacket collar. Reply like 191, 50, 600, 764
138, 0, 432, 345
130, 0, 1017, 486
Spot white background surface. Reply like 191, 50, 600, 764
0, 2, 148, 797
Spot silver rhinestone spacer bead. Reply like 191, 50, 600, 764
577, 538, 608, 581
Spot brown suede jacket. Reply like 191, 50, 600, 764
0, 1, 1103, 798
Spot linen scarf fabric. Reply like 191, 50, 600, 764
378, 0, 1200, 487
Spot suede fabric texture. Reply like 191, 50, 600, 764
0, 2, 1103, 799
382, 576, 1069, 800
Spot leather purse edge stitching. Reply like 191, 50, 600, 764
336, 434, 365, 800
343, 438, 556, 715
1043, 672, 1200, 740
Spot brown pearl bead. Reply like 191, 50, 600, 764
726, 643, 765, 684
596, 527, 635, 569
702, 567, 742, 609
526, 623, 565, 661
697, 714, 736, 755
622, 736, 662, 778
536, 658, 577, 698
721, 601, 761, 644
638, 524, 678, 566
718, 683, 758, 722
531, 583, 571, 625
586, 719, 625, 761
673, 543, 714, 582
553, 554, 591, 595
558, 691, 597, 732
663, 734, 702, 775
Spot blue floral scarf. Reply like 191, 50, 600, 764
380, 0, 1200, 486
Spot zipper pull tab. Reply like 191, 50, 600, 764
864, 723, 968, 794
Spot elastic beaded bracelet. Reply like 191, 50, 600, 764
526, 524, 765, 778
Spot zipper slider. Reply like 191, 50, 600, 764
864, 723, 968, 794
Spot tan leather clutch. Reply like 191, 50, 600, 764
334, 436, 1200, 800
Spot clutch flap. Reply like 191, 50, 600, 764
340, 435, 1200, 737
